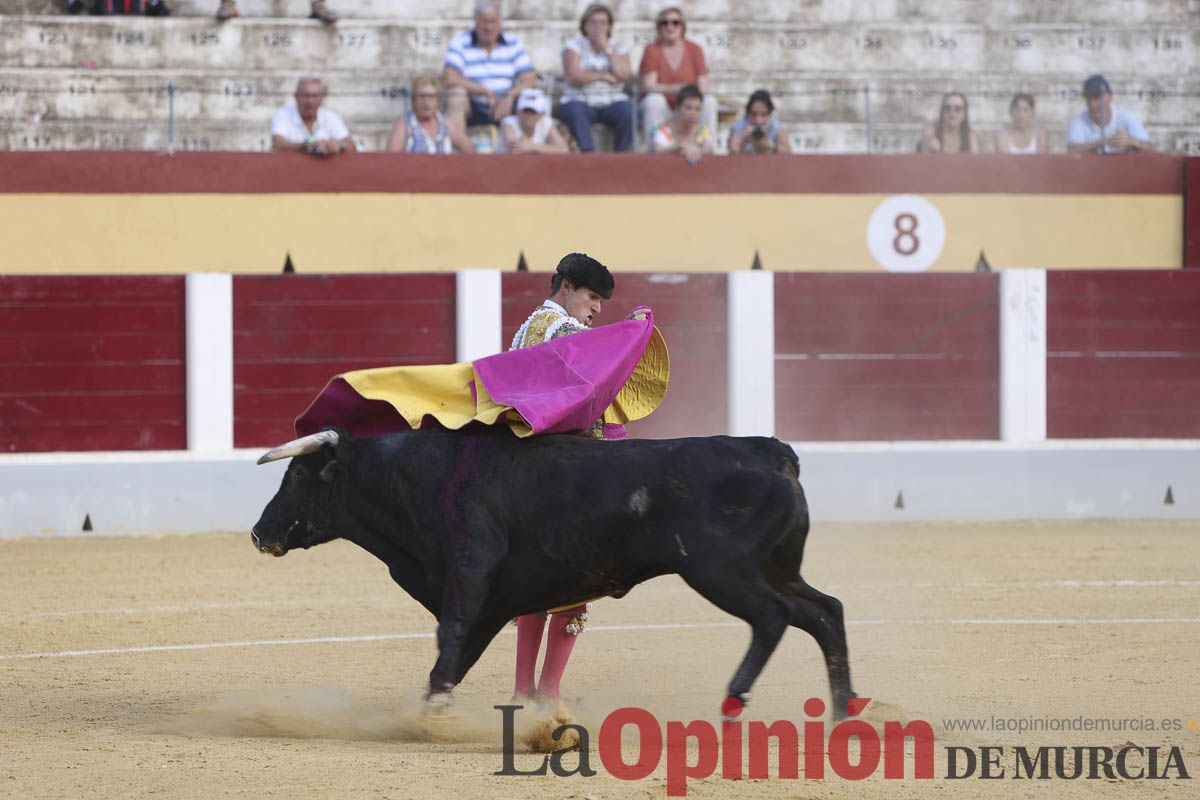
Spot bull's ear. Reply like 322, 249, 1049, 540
319, 460, 342, 483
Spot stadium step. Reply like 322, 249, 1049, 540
3, 68, 1194, 131
7, 0, 1199, 25
6, 114, 1195, 155
2, 5, 1196, 154
3, 16, 1196, 80
0, 116, 391, 151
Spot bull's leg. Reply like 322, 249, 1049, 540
679, 568, 791, 711
452, 612, 514, 685
780, 578, 856, 719
429, 574, 498, 697
421, 614, 510, 718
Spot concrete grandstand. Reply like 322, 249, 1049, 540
1, 0, 1198, 153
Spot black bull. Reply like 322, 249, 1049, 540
252, 428, 856, 717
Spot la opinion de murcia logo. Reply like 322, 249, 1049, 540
493, 699, 1192, 796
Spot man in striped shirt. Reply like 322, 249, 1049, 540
443, 1, 538, 139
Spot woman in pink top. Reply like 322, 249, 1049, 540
637, 6, 718, 148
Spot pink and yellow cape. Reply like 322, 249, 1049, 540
294, 311, 669, 439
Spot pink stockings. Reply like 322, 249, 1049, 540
513, 609, 582, 700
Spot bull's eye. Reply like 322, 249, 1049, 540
293, 466, 308, 480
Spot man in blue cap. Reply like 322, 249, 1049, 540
1067, 74, 1155, 154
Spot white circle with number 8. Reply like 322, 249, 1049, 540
866, 194, 946, 273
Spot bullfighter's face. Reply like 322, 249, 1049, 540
560, 282, 605, 327
252, 449, 344, 556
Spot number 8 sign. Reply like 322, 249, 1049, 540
866, 195, 946, 272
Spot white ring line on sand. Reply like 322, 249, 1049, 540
0, 632, 436, 661
2, 598, 384, 621
4, 617, 1200, 662
8, 578, 1199, 621
862, 579, 1200, 589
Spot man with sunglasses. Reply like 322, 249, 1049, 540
637, 6, 718, 147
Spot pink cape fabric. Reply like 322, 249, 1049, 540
295, 312, 655, 438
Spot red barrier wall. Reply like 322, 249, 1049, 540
233, 274, 456, 448
1046, 271, 1200, 438
1186, 157, 1200, 268
774, 274, 1000, 440
5, 271, 1197, 452
0, 152, 1183, 196
0, 276, 185, 452
502, 272, 728, 438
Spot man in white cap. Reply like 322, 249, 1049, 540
1067, 74, 1154, 154
500, 88, 570, 153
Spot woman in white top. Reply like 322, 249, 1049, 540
500, 88, 570, 153
994, 93, 1048, 154
556, 3, 634, 152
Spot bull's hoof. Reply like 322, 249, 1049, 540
414, 690, 470, 740
832, 693, 862, 722
720, 693, 749, 722
422, 690, 454, 717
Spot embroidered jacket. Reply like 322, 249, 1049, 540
510, 300, 604, 439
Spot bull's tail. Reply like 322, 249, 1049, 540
761, 437, 809, 580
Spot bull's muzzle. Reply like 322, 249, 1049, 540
250, 527, 287, 557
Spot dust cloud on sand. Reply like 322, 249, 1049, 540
159, 684, 593, 752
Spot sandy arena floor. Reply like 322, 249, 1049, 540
1, 522, 1198, 799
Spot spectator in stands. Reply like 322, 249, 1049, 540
918, 92, 980, 153
1067, 75, 1155, 154
443, 1, 538, 143
650, 84, 713, 164
386, 75, 475, 153
727, 89, 792, 155
994, 93, 1047, 154
638, 7, 718, 148
556, 4, 634, 153
499, 88, 570, 153
216, 1, 337, 23
270, 77, 356, 156
69, 0, 171, 14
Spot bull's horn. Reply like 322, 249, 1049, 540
256, 430, 340, 465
